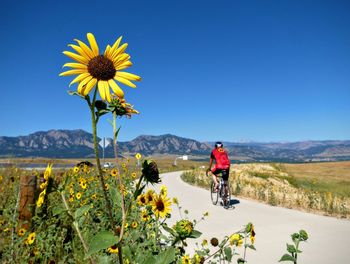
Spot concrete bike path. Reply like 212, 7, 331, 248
158, 171, 350, 264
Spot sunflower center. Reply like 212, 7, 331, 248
156, 200, 165, 211
88, 55, 116, 80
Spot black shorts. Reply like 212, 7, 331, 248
212, 169, 229, 181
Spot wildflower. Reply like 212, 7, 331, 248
110, 168, 118, 177
60, 33, 141, 102
76, 192, 82, 200
69, 195, 74, 203
80, 181, 88, 190
142, 160, 160, 184
109, 96, 139, 117
141, 209, 150, 222
0, 175, 2, 182
201, 239, 208, 247
151, 193, 172, 218
131, 172, 137, 179
121, 163, 127, 169
160, 185, 167, 196
124, 223, 129, 229
107, 244, 119, 254
181, 255, 191, 264
174, 219, 193, 239
135, 153, 142, 160
193, 254, 204, 264
73, 166, 80, 173
145, 189, 155, 204
137, 194, 147, 206
250, 224, 256, 244
69, 188, 74, 195
229, 233, 243, 247
172, 197, 179, 205
44, 163, 53, 180
40, 181, 48, 190
91, 193, 97, 200
18, 228, 26, 237
36, 189, 46, 207
104, 183, 109, 190
131, 221, 138, 228
25, 232, 36, 245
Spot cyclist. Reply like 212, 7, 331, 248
207, 142, 231, 198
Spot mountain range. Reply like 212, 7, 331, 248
1, 129, 350, 162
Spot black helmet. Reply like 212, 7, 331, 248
215, 141, 223, 148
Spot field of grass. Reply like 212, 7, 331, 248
181, 161, 350, 219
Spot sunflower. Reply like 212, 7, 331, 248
131, 172, 137, 179
18, 228, 26, 237
110, 168, 118, 177
135, 153, 142, 160
181, 255, 191, 264
250, 224, 256, 244
73, 166, 80, 174
229, 233, 243, 247
36, 189, 46, 207
107, 244, 119, 254
25, 232, 36, 245
60, 33, 141, 102
145, 189, 155, 204
131, 221, 138, 228
44, 163, 53, 180
76, 192, 82, 200
151, 194, 171, 218
141, 209, 150, 222
137, 194, 147, 206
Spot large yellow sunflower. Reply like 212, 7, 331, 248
151, 194, 172, 218
60, 33, 141, 102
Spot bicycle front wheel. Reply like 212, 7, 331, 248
210, 181, 219, 205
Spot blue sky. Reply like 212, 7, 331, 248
0, 0, 349, 142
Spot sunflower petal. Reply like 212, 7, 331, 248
115, 76, 137, 88
116, 71, 141, 81
104, 45, 111, 57
68, 44, 90, 60
108, 79, 124, 98
60, 69, 87, 76
83, 78, 97, 96
87, 33, 99, 56
74, 39, 95, 59
98, 81, 106, 101
111, 43, 128, 60
63, 63, 87, 69
116, 61, 133, 70
104, 81, 112, 102
113, 53, 130, 65
77, 76, 93, 94
63, 51, 89, 64
69, 72, 91, 87
108, 36, 123, 58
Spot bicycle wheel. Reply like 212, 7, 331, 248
223, 182, 232, 207
210, 181, 219, 205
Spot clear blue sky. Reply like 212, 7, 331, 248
0, 0, 349, 142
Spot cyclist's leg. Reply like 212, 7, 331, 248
222, 169, 230, 203
211, 170, 219, 191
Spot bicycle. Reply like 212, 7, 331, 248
207, 171, 231, 208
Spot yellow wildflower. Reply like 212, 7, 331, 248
135, 153, 142, 160
25, 232, 36, 245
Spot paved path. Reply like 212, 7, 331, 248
159, 171, 350, 264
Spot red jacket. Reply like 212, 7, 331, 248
211, 147, 230, 172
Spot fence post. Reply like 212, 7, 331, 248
18, 174, 37, 229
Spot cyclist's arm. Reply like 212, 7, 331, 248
208, 157, 213, 171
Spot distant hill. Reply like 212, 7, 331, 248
1, 129, 350, 162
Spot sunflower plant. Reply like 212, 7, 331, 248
1, 33, 259, 264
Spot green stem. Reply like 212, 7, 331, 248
87, 87, 116, 233
112, 112, 125, 264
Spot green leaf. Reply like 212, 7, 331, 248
279, 254, 296, 262
74, 205, 91, 220
237, 258, 245, 263
286, 243, 296, 254
114, 126, 121, 140
85, 231, 118, 258
224, 246, 233, 261
162, 224, 176, 236
110, 187, 122, 207
189, 230, 202, 239
248, 244, 256, 250
96, 109, 110, 117
67, 90, 85, 99
96, 255, 113, 264
52, 206, 66, 216
143, 255, 157, 264
155, 247, 176, 264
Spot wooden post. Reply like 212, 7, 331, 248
18, 174, 37, 230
